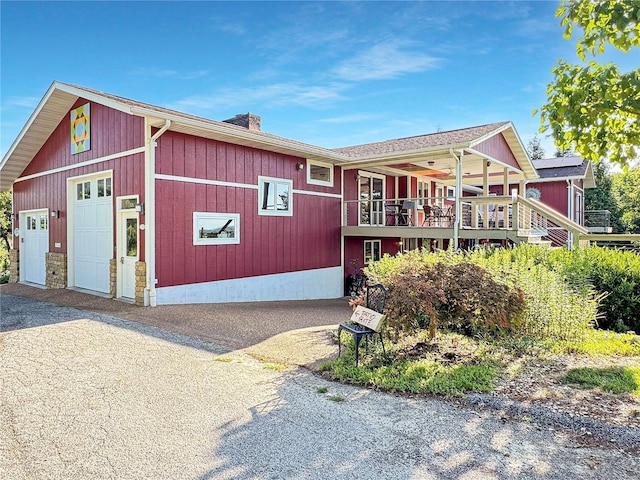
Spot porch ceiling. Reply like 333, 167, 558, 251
344, 149, 528, 185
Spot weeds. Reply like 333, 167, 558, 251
561, 367, 640, 396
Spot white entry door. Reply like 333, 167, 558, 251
117, 210, 138, 299
73, 176, 113, 293
22, 210, 49, 285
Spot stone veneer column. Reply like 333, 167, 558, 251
135, 261, 146, 306
45, 252, 67, 289
109, 258, 117, 299
8, 249, 19, 283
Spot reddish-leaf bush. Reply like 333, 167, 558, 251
383, 261, 525, 340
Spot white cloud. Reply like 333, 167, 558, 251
214, 21, 246, 36
332, 42, 441, 81
168, 82, 350, 114
132, 67, 210, 80
5, 96, 40, 108
317, 113, 382, 124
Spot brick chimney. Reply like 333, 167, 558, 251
222, 113, 261, 131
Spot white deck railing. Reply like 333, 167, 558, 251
342, 194, 591, 248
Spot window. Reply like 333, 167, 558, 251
40, 215, 48, 230
98, 178, 112, 198
364, 240, 381, 264
193, 212, 240, 245
418, 179, 431, 205
435, 185, 445, 207
307, 160, 333, 187
446, 186, 456, 200
76, 181, 91, 200
121, 198, 137, 210
258, 176, 293, 216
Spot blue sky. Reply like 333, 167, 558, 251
1, 1, 637, 159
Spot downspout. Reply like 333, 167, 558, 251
449, 149, 462, 249
145, 119, 171, 306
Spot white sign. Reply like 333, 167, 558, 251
351, 305, 385, 332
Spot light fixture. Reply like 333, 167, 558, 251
50, 210, 60, 218
354, 173, 361, 181
427, 161, 435, 167
486, 160, 492, 167
135, 202, 145, 215
296, 162, 304, 171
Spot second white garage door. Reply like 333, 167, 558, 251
73, 175, 113, 294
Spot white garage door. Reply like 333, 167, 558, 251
73, 176, 113, 293
22, 210, 49, 285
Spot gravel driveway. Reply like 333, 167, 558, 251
1, 293, 639, 479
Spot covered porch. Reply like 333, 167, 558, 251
337, 122, 546, 247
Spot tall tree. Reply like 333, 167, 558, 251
585, 162, 624, 233
553, 147, 574, 157
612, 169, 640, 234
526, 134, 546, 160
0, 191, 11, 252
536, 0, 640, 170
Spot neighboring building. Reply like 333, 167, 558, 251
1, 82, 597, 306
529, 156, 595, 225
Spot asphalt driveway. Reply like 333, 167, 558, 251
1, 286, 639, 479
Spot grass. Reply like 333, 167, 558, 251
545, 329, 640, 356
319, 329, 640, 398
319, 334, 499, 397
561, 367, 640, 395
214, 356, 233, 362
316, 386, 328, 394
263, 363, 287, 371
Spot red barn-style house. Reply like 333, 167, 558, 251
1, 82, 600, 305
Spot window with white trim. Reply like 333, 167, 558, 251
258, 176, 293, 216
193, 212, 240, 245
364, 240, 381, 264
418, 179, 430, 205
306, 160, 333, 187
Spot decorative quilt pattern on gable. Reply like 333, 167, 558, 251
70, 103, 90, 154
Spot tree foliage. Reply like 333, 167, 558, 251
612, 168, 640, 233
526, 133, 546, 160
537, 0, 640, 169
585, 161, 625, 233
0, 191, 11, 252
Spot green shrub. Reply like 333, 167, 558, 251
366, 245, 599, 343
469, 248, 599, 341
547, 246, 640, 333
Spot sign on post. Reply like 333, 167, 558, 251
351, 305, 385, 332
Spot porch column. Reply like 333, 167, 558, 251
483, 159, 489, 227
504, 167, 510, 228
454, 151, 463, 248
503, 168, 509, 195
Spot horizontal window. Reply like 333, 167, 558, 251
193, 212, 240, 245
307, 160, 333, 187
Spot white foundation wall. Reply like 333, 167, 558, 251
155, 266, 344, 305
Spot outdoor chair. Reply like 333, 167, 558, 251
422, 204, 433, 226
337, 284, 387, 367
400, 200, 416, 226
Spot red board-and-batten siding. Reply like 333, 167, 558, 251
154, 130, 342, 288
13, 99, 146, 257
473, 133, 520, 170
